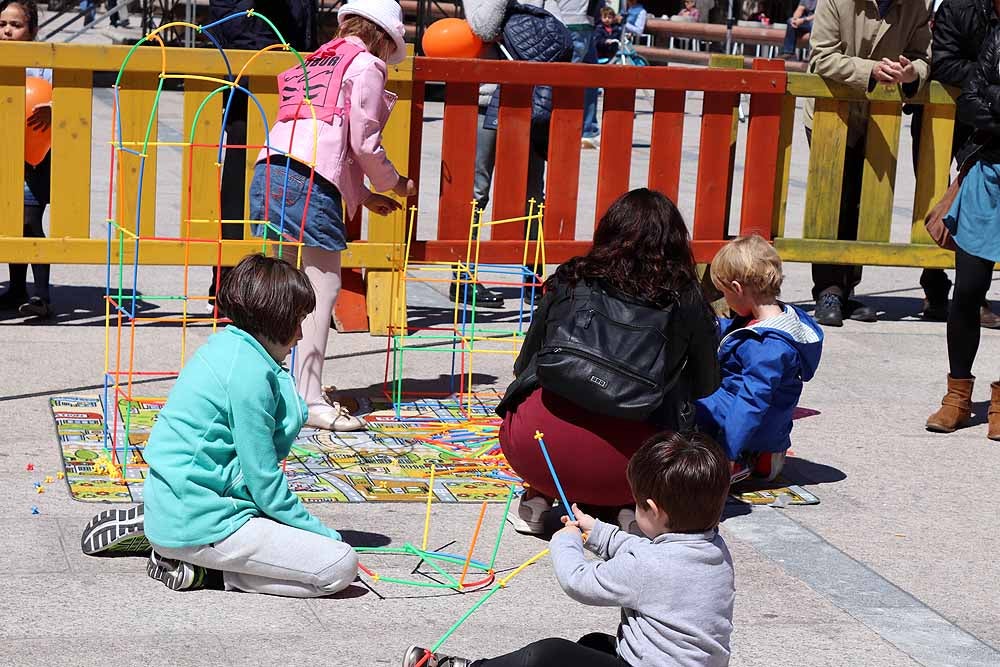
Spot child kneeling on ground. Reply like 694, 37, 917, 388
696, 235, 824, 482
142, 254, 357, 595
403, 432, 735, 667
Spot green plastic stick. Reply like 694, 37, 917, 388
488, 484, 516, 570
430, 584, 502, 652
403, 543, 460, 588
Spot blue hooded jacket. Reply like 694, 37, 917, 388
695, 304, 823, 460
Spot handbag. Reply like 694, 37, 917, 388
924, 162, 974, 252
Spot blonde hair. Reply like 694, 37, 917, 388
337, 15, 393, 63
711, 234, 782, 299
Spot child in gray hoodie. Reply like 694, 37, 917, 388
403, 432, 735, 667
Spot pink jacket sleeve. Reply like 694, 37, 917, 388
348, 63, 401, 194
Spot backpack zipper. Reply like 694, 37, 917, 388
547, 345, 657, 387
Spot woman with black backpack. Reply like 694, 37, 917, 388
497, 188, 720, 533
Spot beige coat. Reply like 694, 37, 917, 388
804, 0, 932, 146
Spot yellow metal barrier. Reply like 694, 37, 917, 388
771, 74, 959, 269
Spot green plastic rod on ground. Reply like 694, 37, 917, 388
404, 542, 460, 588
430, 583, 503, 652
417, 440, 463, 459
489, 484, 517, 570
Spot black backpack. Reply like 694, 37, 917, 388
535, 282, 684, 421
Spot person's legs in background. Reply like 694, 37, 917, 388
18, 204, 51, 317
910, 106, 953, 320
8, 155, 52, 316
78, 0, 96, 26
210, 87, 250, 309
926, 246, 995, 433
450, 111, 504, 307
947, 247, 994, 380
522, 147, 547, 304
569, 27, 601, 147
781, 23, 810, 58
809, 131, 874, 327
106, 0, 129, 28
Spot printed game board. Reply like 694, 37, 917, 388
51, 394, 517, 504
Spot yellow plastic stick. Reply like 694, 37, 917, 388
421, 465, 436, 551
499, 548, 549, 587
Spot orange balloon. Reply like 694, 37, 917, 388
422, 18, 483, 58
25, 76, 52, 167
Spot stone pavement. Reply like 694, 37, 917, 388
2, 87, 1000, 667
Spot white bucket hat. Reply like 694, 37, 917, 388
337, 0, 408, 65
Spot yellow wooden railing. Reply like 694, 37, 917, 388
771, 74, 959, 268
0, 42, 965, 335
0, 40, 412, 332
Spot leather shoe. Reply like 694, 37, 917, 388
814, 293, 844, 327
844, 299, 877, 322
981, 304, 1000, 329
922, 298, 948, 321
448, 281, 504, 308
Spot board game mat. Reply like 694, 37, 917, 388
51, 394, 517, 504
51, 395, 819, 507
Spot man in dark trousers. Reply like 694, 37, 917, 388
205, 0, 313, 307
805, 0, 932, 327
912, 0, 1000, 327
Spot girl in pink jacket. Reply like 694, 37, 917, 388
250, 0, 415, 431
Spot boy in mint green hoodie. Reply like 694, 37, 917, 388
141, 254, 357, 596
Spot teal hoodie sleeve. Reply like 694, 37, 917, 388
228, 373, 341, 541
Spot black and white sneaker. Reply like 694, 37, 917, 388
146, 551, 206, 591
402, 646, 471, 667
81, 504, 150, 556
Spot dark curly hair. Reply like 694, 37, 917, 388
547, 188, 698, 307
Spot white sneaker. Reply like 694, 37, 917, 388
306, 403, 366, 432
581, 136, 600, 150
616, 508, 643, 536
507, 494, 553, 535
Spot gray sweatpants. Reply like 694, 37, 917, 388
153, 517, 358, 598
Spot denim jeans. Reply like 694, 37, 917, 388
249, 161, 347, 252
782, 21, 811, 55
570, 28, 601, 139
473, 111, 545, 214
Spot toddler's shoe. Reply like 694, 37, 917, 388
507, 493, 552, 535
730, 459, 752, 484
146, 551, 206, 591
752, 451, 786, 482
306, 403, 366, 432
616, 507, 643, 536
402, 646, 471, 667
81, 503, 150, 556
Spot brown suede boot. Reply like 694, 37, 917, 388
989, 382, 1000, 441
926, 375, 974, 433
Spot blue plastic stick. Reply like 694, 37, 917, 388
534, 431, 575, 522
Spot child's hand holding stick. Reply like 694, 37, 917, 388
559, 503, 595, 540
